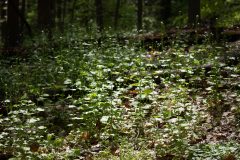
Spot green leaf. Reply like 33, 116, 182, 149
36, 107, 44, 112
28, 118, 39, 123
100, 116, 109, 124
64, 78, 72, 85
68, 105, 77, 109
38, 126, 46, 130
143, 88, 153, 95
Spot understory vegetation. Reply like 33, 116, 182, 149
1, 30, 240, 159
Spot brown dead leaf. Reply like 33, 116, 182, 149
222, 154, 236, 160
81, 131, 90, 141
96, 119, 103, 130
110, 144, 119, 156
30, 142, 40, 152
124, 100, 131, 108
128, 90, 139, 97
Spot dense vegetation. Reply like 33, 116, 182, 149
1, 0, 240, 159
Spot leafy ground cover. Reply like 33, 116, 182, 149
0, 32, 240, 159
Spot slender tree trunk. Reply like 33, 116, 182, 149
56, 0, 63, 31
95, 0, 103, 32
114, 0, 120, 30
0, 0, 7, 45
0, 1, 5, 21
12, 0, 32, 38
137, 0, 143, 32
56, 0, 66, 32
188, 0, 200, 25
38, 0, 55, 39
95, 0, 103, 46
62, 0, 66, 31
5, 0, 20, 48
159, 0, 171, 23
19, 0, 25, 39
70, 0, 76, 22
84, 11, 89, 32
38, 0, 49, 30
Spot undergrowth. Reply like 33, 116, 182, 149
0, 31, 240, 159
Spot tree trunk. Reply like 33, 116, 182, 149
56, 0, 63, 31
15, 0, 32, 38
188, 0, 200, 25
62, 0, 66, 31
114, 0, 120, 30
95, 0, 103, 32
38, 0, 55, 38
159, 0, 171, 23
19, 0, 25, 38
56, 0, 66, 32
137, 0, 143, 32
70, 0, 76, 22
0, 0, 7, 44
0, 1, 6, 22
5, 0, 20, 49
95, 0, 103, 46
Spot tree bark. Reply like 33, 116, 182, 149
10, 0, 32, 38
188, 0, 200, 25
5, 0, 20, 48
70, 0, 76, 22
0, 0, 7, 44
114, 0, 120, 30
0, 1, 5, 20
137, 0, 143, 32
56, 0, 63, 31
95, 0, 103, 32
62, 0, 66, 31
19, 0, 25, 35
38, 0, 55, 38
159, 0, 171, 23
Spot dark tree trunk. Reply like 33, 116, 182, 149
137, 0, 143, 32
70, 0, 76, 22
19, 0, 25, 38
159, 0, 171, 23
5, 0, 20, 49
95, 0, 103, 46
15, 0, 32, 38
56, 0, 66, 32
95, 0, 103, 32
0, 0, 7, 44
56, 0, 63, 31
114, 0, 120, 30
0, 1, 6, 21
188, 0, 200, 25
62, 0, 66, 31
0, 1, 5, 20
38, 0, 55, 38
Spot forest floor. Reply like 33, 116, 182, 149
0, 31, 240, 159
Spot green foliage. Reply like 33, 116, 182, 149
2, 0, 240, 158
1, 29, 240, 159
201, 0, 240, 27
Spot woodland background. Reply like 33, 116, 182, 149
1, 0, 240, 159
